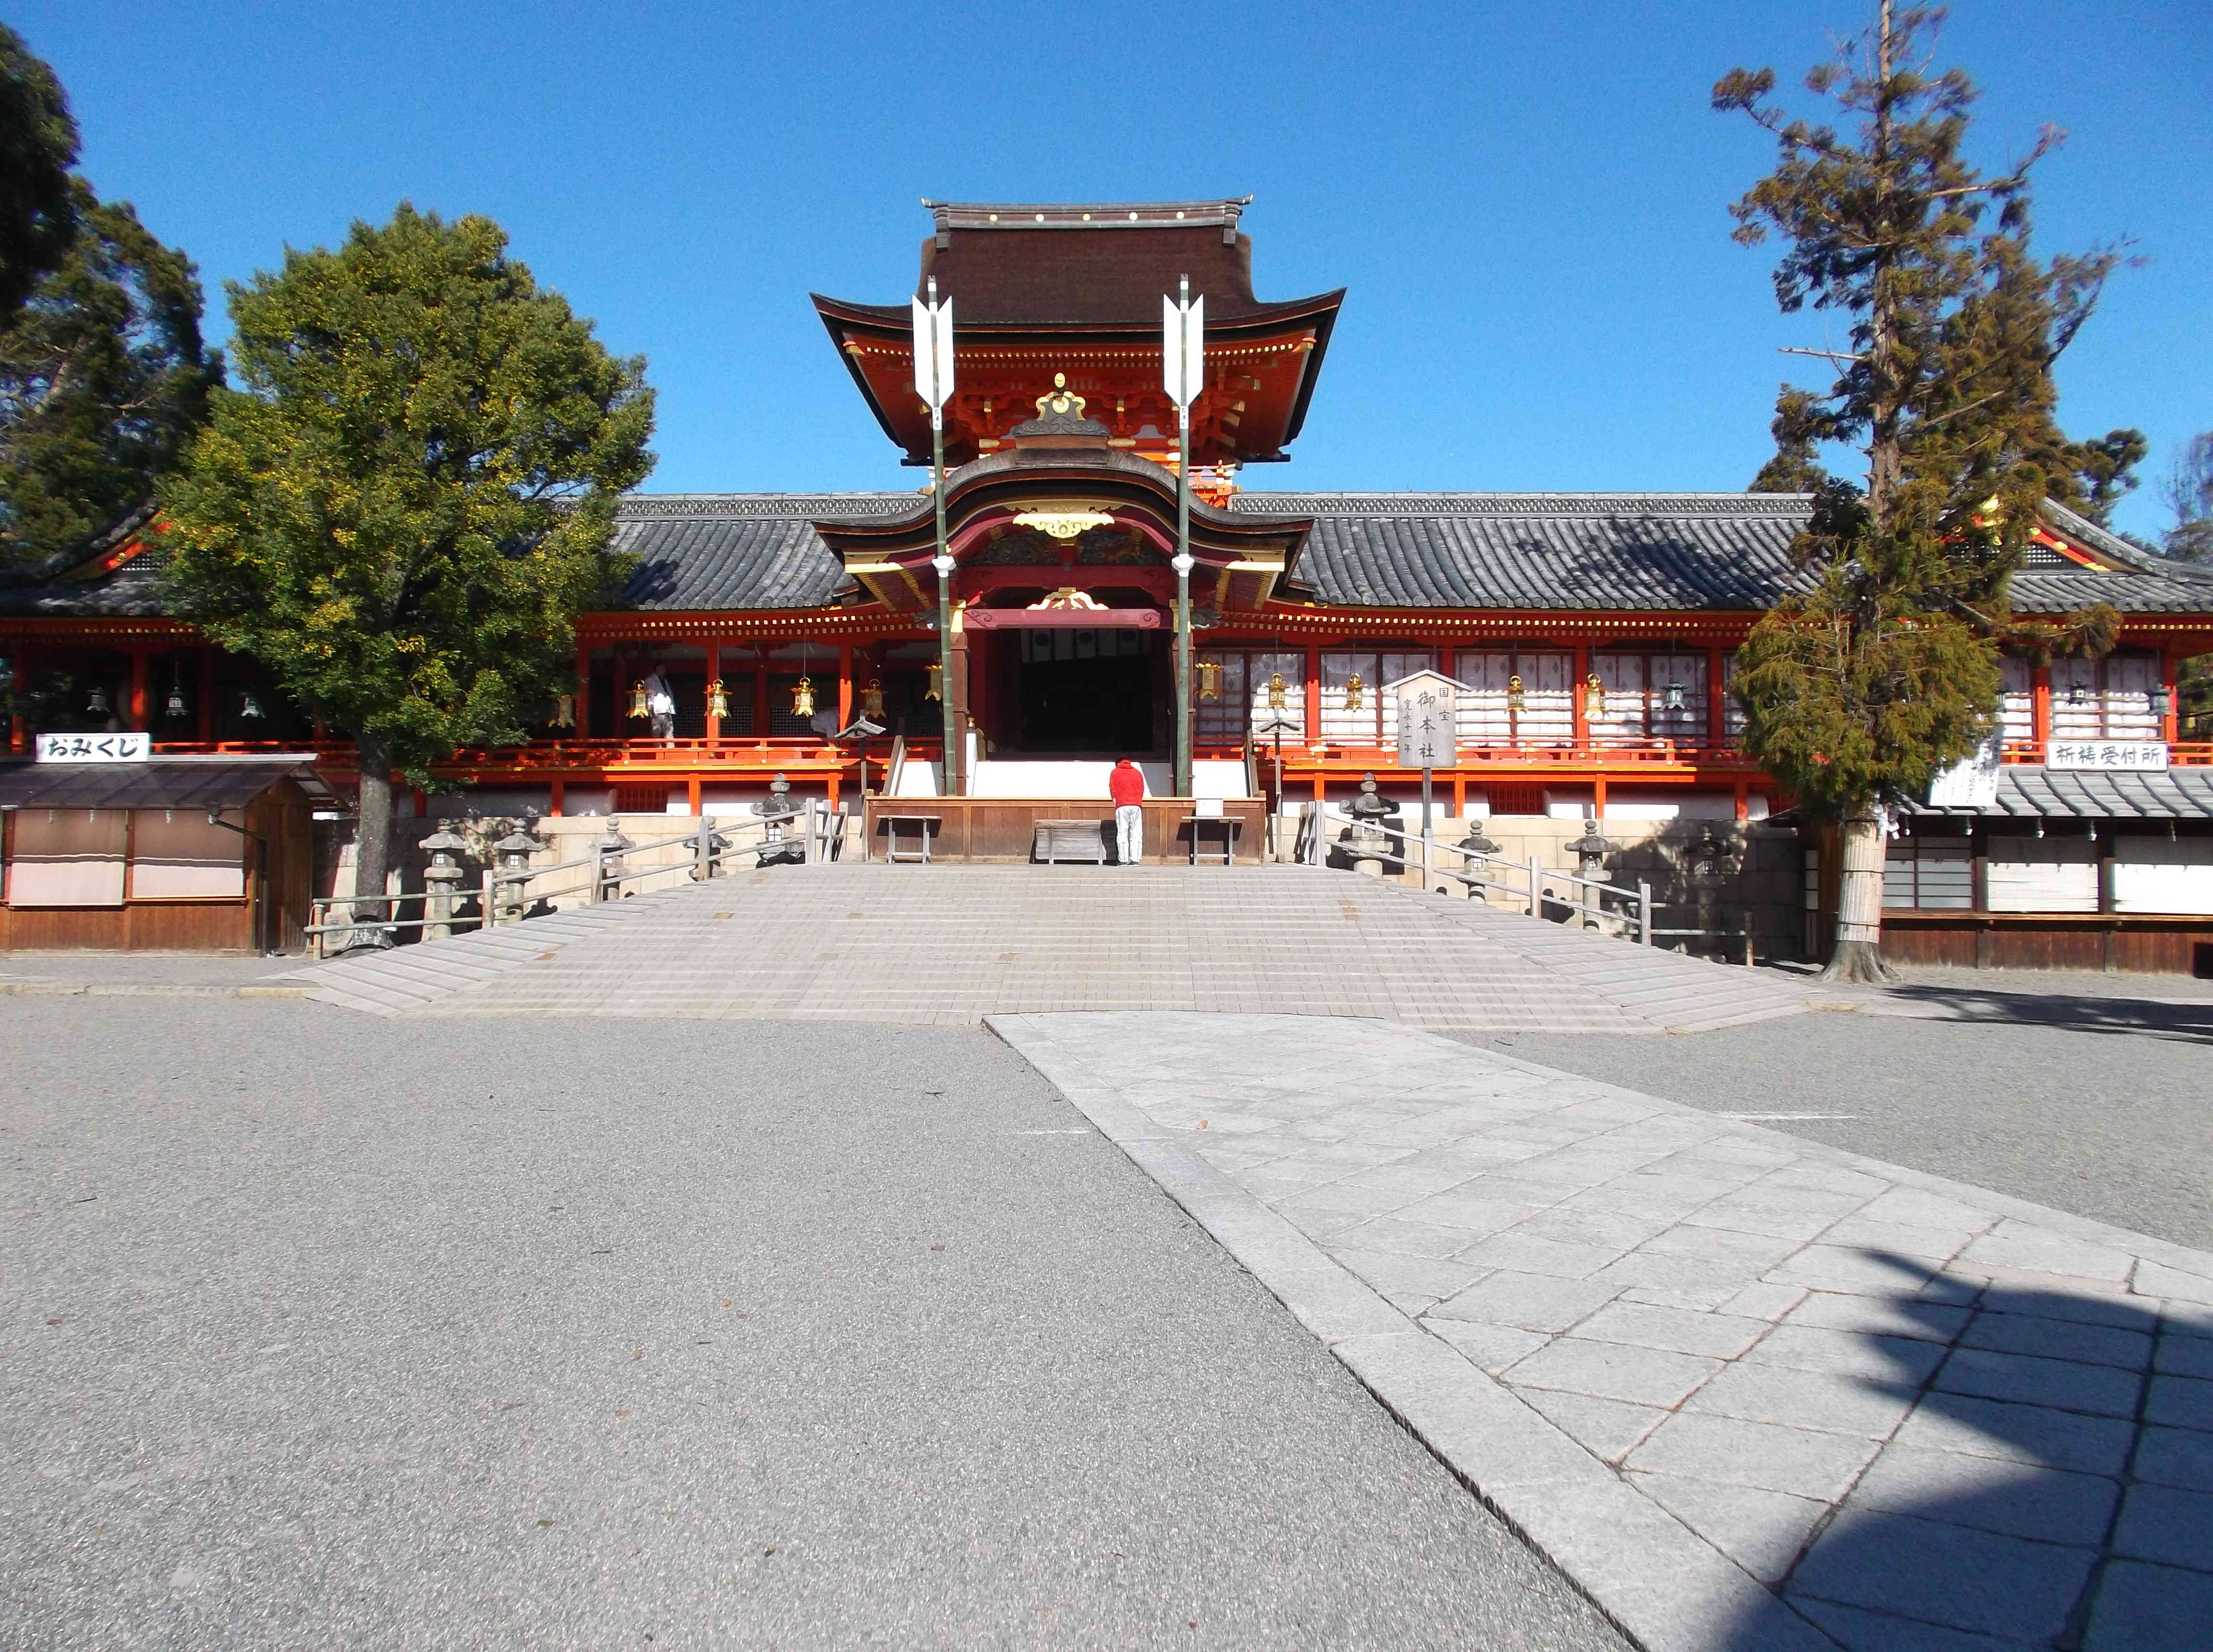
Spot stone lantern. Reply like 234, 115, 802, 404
420, 821, 470, 939
754, 773, 804, 866
592, 820, 634, 903
1684, 823, 1739, 957
1564, 817, 1617, 931
1343, 772, 1398, 876
1452, 819, 1501, 901
493, 820, 547, 921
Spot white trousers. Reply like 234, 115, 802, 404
1115, 804, 1143, 865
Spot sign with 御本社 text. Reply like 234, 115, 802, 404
35, 731, 150, 763
2046, 741, 2168, 772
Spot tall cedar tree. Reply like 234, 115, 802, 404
2165, 433, 2213, 737
0, 24, 77, 319
0, 183, 220, 564
162, 205, 654, 944
1716, 2, 2121, 982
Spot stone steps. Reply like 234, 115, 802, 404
280, 863, 1812, 1034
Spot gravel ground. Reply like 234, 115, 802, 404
1472, 970, 2213, 1250
1, 998, 1624, 1652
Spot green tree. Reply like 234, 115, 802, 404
1716, 1, 2121, 981
2059, 427, 2145, 528
0, 183, 220, 564
162, 204, 654, 946
2165, 431, 2213, 564
0, 23, 78, 320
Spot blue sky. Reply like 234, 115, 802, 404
15, 1, 2209, 542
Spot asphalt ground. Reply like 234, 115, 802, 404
1, 997, 1625, 1652
1472, 969, 2213, 1251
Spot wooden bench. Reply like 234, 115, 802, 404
878, 814, 941, 863
1033, 818, 1110, 864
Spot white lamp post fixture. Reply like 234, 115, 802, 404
1163, 275, 1204, 798
913, 278, 960, 796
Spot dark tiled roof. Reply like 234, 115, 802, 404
0, 754, 330, 810
1232, 492, 2213, 614
609, 494, 907, 611
1906, 765, 2213, 821
7, 492, 2210, 618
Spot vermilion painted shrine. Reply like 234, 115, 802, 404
5, 199, 2213, 964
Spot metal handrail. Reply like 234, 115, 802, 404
1299, 801, 1652, 944
307, 802, 851, 957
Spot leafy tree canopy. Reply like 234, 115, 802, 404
0, 23, 77, 319
161, 203, 655, 934
162, 202, 656, 779
0, 183, 219, 564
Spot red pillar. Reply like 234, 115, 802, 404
128, 648, 150, 731
197, 648, 216, 743
1303, 643, 1321, 747
2163, 650, 2180, 742
704, 641, 721, 742
1572, 642, 1591, 749
2032, 664, 2052, 747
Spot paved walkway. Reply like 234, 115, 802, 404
284, 865, 1809, 1033
992, 1012, 2213, 1652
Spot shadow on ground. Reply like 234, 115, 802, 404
1723, 1256, 2210, 1650
1877, 986, 2213, 1046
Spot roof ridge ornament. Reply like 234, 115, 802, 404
1035, 372, 1086, 419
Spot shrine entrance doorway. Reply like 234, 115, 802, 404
1004, 627, 1159, 754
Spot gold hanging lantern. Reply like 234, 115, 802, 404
924, 661, 943, 702
627, 679, 649, 719
1343, 671, 1365, 712
791, 675, 815, 718
1267, 671, 1288, 711
1582, 672, 1605, 721
1196, 658, 1222, 700
706, 678, 728, 719
1506, 672, 1526, 717
863, 679, 885, 718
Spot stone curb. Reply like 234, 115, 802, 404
985, 1012, 1841, 1652
0, 981, 316, 999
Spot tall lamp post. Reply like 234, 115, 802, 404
1163, 275, 1204, 799
913, 278, 959, 797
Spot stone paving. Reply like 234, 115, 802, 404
992, 1011, 2213, 1652
285, 864, 1810, 1033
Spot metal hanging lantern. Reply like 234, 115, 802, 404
1582, 673, 1605, 721
1195, 658, 1222, 700
791, 675, 815, 718
706, 677, 728, 719
627, 678, 650, 719
2151, 683, 2172, 719
1267, 672, 1288, 711
1344, 671, 1364, 712
85, 682, 111, 715
1506, 673, 1526, 717
166, 683, 188, 718
924, 661, 943, 702
862, 679, 885, 719
2067, 679, 2089, 707
239, 690, 265, 721
1663, 679, 1687, 714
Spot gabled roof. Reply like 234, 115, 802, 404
1904, 764, 2213, 821
1236, 492, 2213, 614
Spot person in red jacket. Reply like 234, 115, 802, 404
1108, 759, 1145, 865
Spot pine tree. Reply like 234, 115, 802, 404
1716, 1, 2122, 982
0, 185, 220, 565
2165, 432, 2213, 564
161, 205, 655, 947
0, 24, 78, 320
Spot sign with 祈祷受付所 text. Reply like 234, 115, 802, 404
35, 731, 150, 763
2045, 741, 2168, 772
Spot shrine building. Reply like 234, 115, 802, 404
5, 198, 2213, 967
